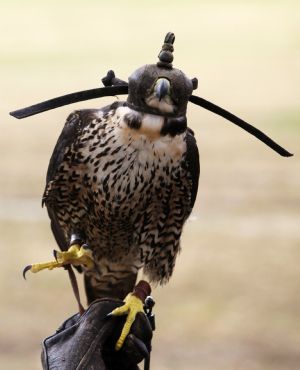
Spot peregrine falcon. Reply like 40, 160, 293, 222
12, 33, 292, 350
42, 68, 199, 300
23, 33, 199, 349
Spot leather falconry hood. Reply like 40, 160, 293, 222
127, 32, 194, 117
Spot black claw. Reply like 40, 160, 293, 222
53, 249, 58, 262
23, 265, 32, 280
81, 243, 91, 250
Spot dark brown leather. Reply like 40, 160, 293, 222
41, 298, 152, 370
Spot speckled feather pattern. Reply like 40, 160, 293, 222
43, 103, 196, 298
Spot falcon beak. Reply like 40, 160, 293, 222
155, 78, 170, 101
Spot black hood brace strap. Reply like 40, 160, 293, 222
10, 84, 292, 157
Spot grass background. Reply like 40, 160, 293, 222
1, 0, 299, 369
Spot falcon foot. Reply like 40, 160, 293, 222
108, 280, 151, 351
23, 244, 94, 279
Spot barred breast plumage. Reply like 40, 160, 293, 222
43, 101, 199, 300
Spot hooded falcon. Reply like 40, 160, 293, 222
17, 32, 292, 351
23, 33, 200, 349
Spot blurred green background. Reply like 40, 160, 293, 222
1, 1, 299, 369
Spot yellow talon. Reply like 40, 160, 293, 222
111, 293, 144, 351
23, 244, 94, 278
31, 261, 63, 272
